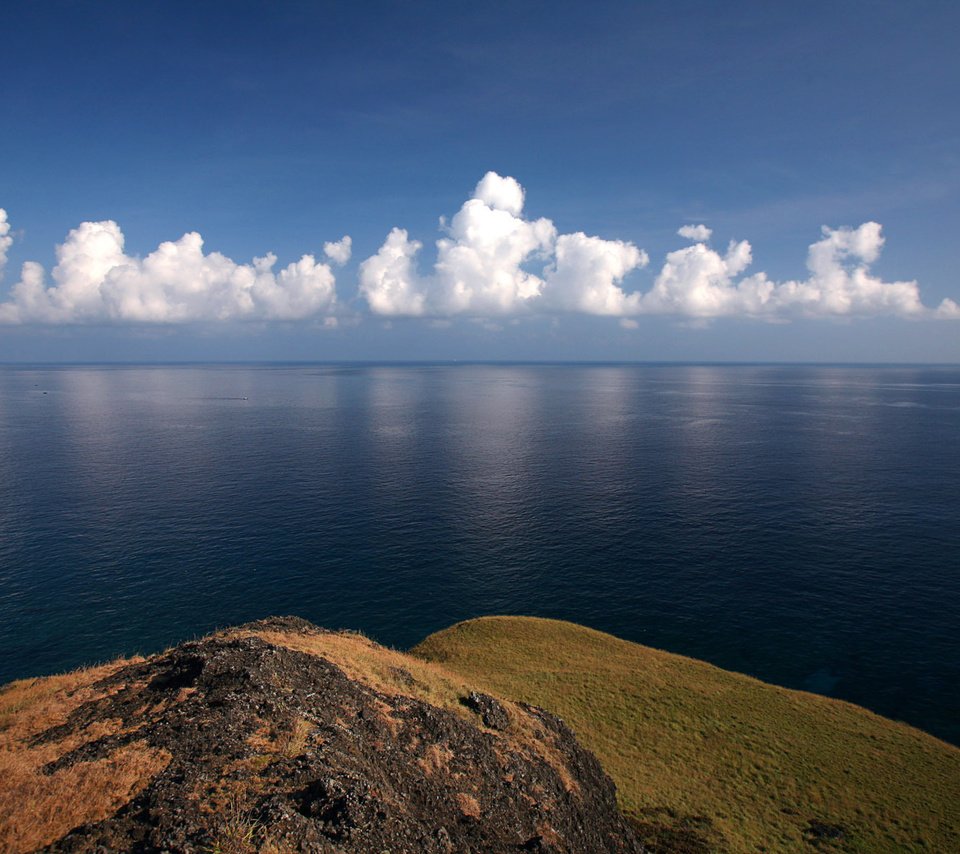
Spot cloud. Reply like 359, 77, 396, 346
432, 174, 556, 314
473, 171, 525, 217
641, 223, 928, 320
542, 232, 648, 315
357, 228, 426, 316
0, 209, 11, 278
0, 213, 342, 324
768, 223, 925, 318
324, 235, 352, 266
360, 173, 557, 316
2, 173, 956, 327
640, 238, 767, 317
360, 171, 648, 317
678, 224, 712, 242
360, 175, 954, 322
933, 298, 960, 319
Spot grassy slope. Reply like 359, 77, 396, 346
413, 616, 960, 854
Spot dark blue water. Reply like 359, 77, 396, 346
1, 363, 958, 744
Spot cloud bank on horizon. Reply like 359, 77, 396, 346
360, 173, 958, 322
0, 213, 344, 324
1, 173, 957, 325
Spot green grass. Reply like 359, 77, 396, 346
412, 616, 960, 853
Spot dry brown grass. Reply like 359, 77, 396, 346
0, 740, 170, 852
206, 808, 298, 854
417, 742, 454, 776
456, 791, 481, 819
275, 716, 312, 759
205, 792, 261, 854
536, 822, 563, 847
0, 658, 139, 737
500, 702, 578, 795
227, 628, 473, 716
189, 769, 269, 854
246, 714, 315, 765
0, 657, 174, 853
245, 718, 276, 755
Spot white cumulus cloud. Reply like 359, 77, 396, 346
935, 298, 960, 319
324, 235, 352, 266
0, 209, 12, 279
640, 238, 767, 317
473, 171, 526, 217
0, 212, 343, 324
357, 228, 426, 316
677, 224, 712, 242
769, 223, 925, 318
432, 174, 556, 314
640, 222, 929, 320
542, 232, 648, 315
360, 173, 557, 316
360, 171, 649, 317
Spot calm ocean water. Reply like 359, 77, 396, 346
0, 363, 957, 743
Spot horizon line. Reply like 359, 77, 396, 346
1, 359, 958, 368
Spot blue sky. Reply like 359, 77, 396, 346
1, 0, 958, 361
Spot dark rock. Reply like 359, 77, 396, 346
627, 806, 724, 853
389, 665, 418, 688
804, 819, 846, 845
146, 653, 205, 693
462, 690, 511, 730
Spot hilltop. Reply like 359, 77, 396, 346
0, 617, 640, 853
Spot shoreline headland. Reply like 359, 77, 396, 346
1, 615, 958, 852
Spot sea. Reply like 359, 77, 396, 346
0, 363, 957, 745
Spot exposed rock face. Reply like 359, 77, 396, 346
37, 617, 644, 853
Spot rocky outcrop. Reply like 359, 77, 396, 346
33, 617, 644, 853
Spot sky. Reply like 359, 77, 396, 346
1, 0, 958, 362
